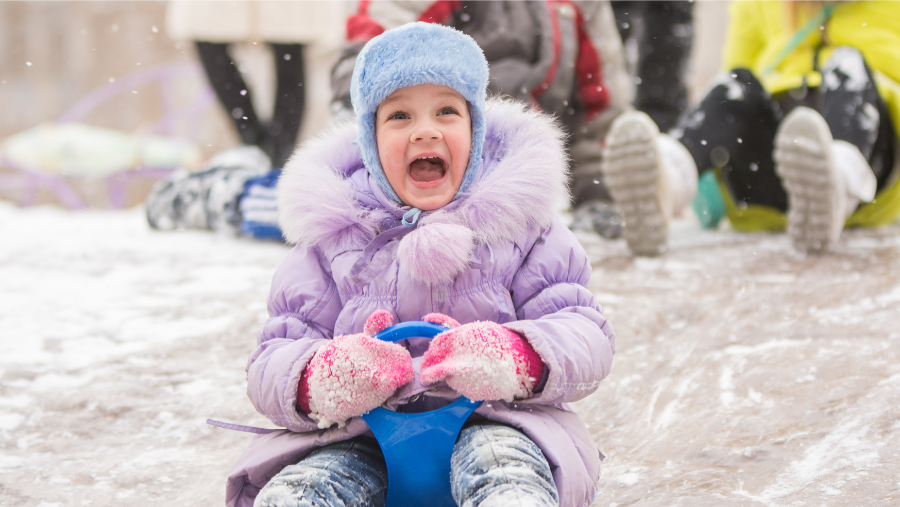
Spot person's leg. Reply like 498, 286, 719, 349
144, 145, 270, 233
601, 68, 778, 255
450, 422, 558, 507
194, 41, 265, 147
601, 110, 697, 256
772, 47, 889, 253
568, 114, 624, 239
610, 0, 640, 43
634, 0, 693, 132
773, 107, 849, 252
819, 46, 893, 192
676, 68, 785, 211
268, 43, 307, 169
254, 437, 388, 507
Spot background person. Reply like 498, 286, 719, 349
146, 1, 345, 238
601, 0, 900, 255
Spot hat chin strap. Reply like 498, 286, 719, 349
402, 208, 422, 227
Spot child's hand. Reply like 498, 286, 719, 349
298, 310, 413, 429
420, 317, 544, 402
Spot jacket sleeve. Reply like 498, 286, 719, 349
723, 0, 764, 72
503, 217, 615, 405
245, 245, 343, 431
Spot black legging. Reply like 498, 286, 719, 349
611, 0, 694, 132
675, 47, 895, 212
195, 41, 306, 169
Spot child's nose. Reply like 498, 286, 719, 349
411, 120, 442, 142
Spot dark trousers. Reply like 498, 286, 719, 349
195, 41, 306, 169
611, 0, 694, 132
674, 48, 894, 212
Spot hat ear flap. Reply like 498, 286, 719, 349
350, 22, 489, 204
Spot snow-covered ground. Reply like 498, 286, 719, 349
1, 201, 899, 506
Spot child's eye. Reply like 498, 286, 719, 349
438, 107, 459, 116
388, 111, 410, 120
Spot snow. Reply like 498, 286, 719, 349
822, 47, 870, 93
0, 202, 284, 505
2, 201, 900, 506
575, 217, 900, 506
713, 72, 746, 101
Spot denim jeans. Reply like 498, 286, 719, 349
254, 421, 559, 507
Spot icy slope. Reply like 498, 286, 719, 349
575, 219, 900, 506
1, 202, 898, 506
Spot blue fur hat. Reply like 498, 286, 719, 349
351, 22, 489, 205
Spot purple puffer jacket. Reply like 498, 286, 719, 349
226, 99, 616, 507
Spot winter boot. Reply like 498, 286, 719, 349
145, 145, 270, 233
601, 110, 698, 256
773, 107, 876, 253
570, 200, 623, 239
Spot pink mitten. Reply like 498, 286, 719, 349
298, 310, 413, 428
420, 315, 544, 402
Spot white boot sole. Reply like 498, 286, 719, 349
774, 107, 845, 253
601, 111, 667, 256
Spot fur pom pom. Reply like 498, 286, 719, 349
398, 223, 475, 286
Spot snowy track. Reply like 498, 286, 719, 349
1, 203, 899, 506
576, 219, 900, 506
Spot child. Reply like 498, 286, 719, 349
601, 0, 900, 256
329, 1, 635, 240
225, 23, 616, 507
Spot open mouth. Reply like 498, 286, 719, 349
408, 156, 447, 183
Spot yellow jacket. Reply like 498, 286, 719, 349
718, 1, 900, 230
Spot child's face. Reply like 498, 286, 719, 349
375, 83, 472, 210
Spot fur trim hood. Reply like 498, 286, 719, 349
278, 98, 570, 285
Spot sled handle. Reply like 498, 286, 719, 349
362, 321, 481, 507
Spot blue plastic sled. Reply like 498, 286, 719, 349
362, 321, 482, 507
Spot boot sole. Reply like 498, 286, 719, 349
601, 112, 667, 256
774, 107, 843, 253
